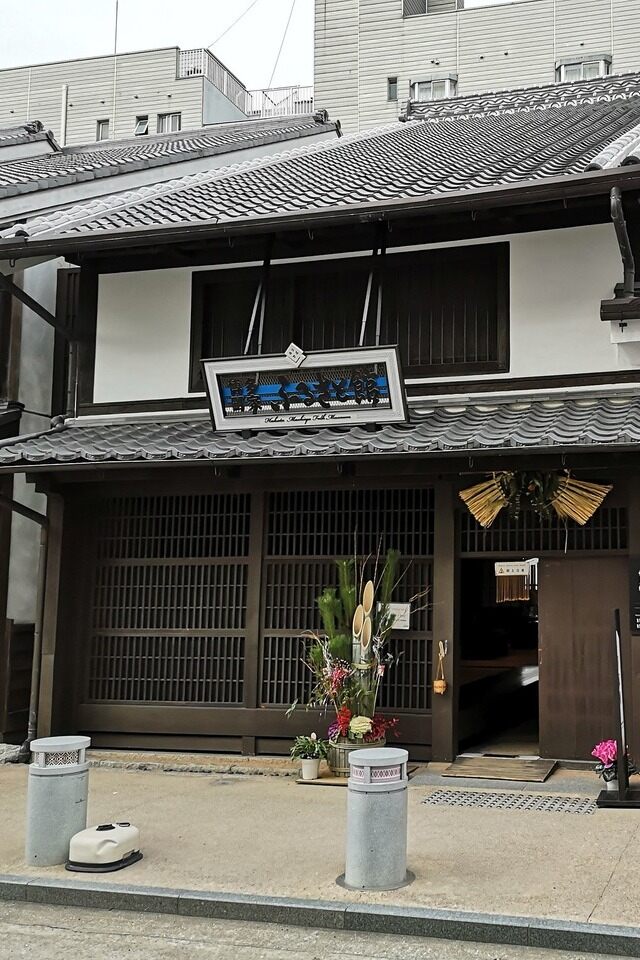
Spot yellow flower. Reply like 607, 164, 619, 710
349, 716, 372, 737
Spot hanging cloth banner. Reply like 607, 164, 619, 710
494, 559, 538, 603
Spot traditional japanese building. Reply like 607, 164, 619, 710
1, 73, 640, 763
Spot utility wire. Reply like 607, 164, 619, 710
267, 0, 296, 89
207, 0, 261, 49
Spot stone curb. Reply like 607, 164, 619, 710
0, 875, 638, 956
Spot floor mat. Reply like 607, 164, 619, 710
442, 755, 557, 782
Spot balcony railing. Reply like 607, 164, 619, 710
178, 48, 249, 114
247, 85, 314, 119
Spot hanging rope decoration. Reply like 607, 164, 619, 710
459, 471, 612, 529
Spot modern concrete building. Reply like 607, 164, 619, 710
0, 47, 249, 147
314, 0, 640, 132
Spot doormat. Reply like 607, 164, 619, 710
297, 765, 419, 787
442, 756, 556, 782
423, 788, 596, 815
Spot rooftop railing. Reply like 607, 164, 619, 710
247, 85, 314, 118
178, 48, 249, 113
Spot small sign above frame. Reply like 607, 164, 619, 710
202, 344, 408, 433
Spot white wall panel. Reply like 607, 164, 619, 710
94, 268, 192, 403
91, 224, 632, 406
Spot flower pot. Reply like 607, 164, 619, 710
300, 758, 320, 781
327, 737, 386, 778
605, 777, 619, 792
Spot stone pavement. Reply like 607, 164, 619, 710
0, 761, 639, 953
1, 901, 632, 960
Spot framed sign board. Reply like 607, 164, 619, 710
202, 345, 407, 433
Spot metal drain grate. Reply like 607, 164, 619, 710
423, 789, 596, 815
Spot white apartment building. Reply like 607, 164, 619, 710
0, 46, 249, 146
315, 0, 640, 132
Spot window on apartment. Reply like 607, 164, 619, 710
134, 115, 149, 136
403, 0, 427, 15
411, 78, 457, 102
556, 59, 610, 83
189, 244, 509, 390
387, 77, 398, 102
96, 119, 110, 142
157, 112, 182, 134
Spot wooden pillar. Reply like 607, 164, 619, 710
242, 489, 265, 756
431, 480, 458, 762
37, 492, 64, 738
626, 479, 640, 761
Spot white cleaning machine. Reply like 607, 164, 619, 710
66, 822, 142, 872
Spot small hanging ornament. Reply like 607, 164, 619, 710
433, 641, 447, 695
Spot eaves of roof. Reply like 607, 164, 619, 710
1, 394, 639, 472
1, 162, 639, 261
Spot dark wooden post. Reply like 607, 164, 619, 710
37, 492, 64, 739
242, 489, 265, 755
431, 480, 457, 762
627, 480, 640, 762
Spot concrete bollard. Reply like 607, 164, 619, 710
340, 746, 413, 890
25, 736, 90, 866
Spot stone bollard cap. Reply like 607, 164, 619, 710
31, 736, 90, 753
347, 747, 408, 767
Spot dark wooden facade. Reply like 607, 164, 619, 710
30, 458, 640, 763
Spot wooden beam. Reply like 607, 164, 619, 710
36, 493, 64, 738
431, 481, 458, 762
0, 272, 71, 340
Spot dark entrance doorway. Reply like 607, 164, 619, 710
458, 558, 539, 756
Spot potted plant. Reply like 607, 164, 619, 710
290, 732, 327, 781
288, 551, 427, 777
591, 739, 636, 791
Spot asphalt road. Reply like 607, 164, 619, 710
0, 902, 633, 960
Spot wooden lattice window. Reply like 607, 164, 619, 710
261, 487, 434, 711
190, 244, 509, 389
460, 507, 628, 554
86, 493, 251, 705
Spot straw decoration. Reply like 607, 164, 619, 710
458, 475, 508, 528
551, 476, 612, 525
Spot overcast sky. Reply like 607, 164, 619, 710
0, 0, 314, 89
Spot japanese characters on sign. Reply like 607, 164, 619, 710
202, 345, 407, 433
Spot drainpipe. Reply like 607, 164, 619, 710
611, 186, 636, 298
59, 84, 68, 147
0, 495, 48, 761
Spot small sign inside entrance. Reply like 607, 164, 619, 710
202, 345, 407, 433
382, 602, 411, 631
629, 557, 640, 635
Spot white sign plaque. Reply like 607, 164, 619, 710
384, 602, 411, 631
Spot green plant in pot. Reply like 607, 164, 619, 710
290, 732, 328, 781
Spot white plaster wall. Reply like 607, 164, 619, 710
94, 268, 193, 403
91, 223, 634, 404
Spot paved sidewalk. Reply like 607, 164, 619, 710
0, 761, 638, 931
1, 902, 629, 960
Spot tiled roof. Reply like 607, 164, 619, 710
0, 114, 335, 198
404, 72, 640, 120
3, 73, 640, 247
0, 121, 58, 150
1, 395, 639, 468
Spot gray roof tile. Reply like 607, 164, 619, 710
0, 114, 335, 197
4, 73, 640, 247
1, 395, 639, 468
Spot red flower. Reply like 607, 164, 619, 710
336, 706, 352, 737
